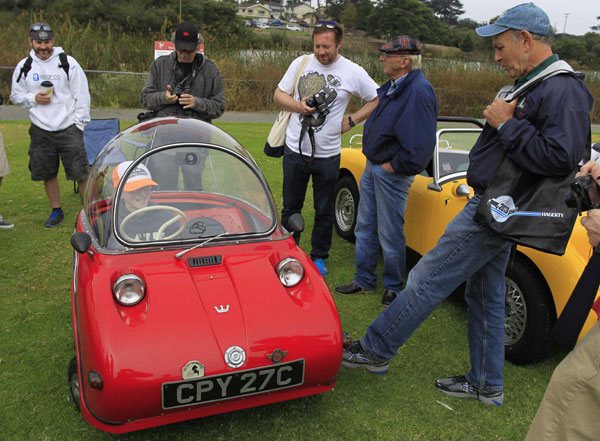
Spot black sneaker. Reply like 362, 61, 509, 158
342, 341, 389, 374
381, 289, 398, 306
0, 215, 13, 229
335, 282, 374, 295
45, 208, 65, 228
435, 375, 504, 406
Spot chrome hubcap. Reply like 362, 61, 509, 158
335, 188, 355, 232
504, 277, 526, 345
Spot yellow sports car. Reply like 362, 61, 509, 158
334, 117, 599, 365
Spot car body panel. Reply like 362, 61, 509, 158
71, 118, 342, 433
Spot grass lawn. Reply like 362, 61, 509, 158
0, 119, 596, 440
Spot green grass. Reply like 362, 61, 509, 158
0, 120, 591, 440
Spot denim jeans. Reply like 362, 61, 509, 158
361, 196, 511, 391
281, 146, 340, 259
353, 160, 414, 293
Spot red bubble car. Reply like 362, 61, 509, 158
68, 118, 342, 433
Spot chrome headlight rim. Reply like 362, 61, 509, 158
276, 257, 304, 287
113, 274, 146, 306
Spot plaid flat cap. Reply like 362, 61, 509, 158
379, 35, 422, 55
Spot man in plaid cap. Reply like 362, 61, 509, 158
335, 35, 437, 308
343, 2, 593, 408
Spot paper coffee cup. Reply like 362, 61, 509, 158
40, 80, 53, 96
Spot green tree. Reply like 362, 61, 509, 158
367, 0, 452, 44
592, 15, 600, 31
340, 2, 358, 29
553, 38, 586, 65
420, 0, 464, 25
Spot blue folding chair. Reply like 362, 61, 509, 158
75, 118, 120, 193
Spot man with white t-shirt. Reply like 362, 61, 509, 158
274, 21, 378, 276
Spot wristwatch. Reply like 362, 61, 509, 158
347, 115, 356, 128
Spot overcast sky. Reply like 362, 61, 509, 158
459, 0, 599, 36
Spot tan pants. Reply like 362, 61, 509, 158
0, 131, 9, 177
525, 321, 600, 441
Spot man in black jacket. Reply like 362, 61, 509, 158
342, 2, 593, 407
141, 21, 225, 190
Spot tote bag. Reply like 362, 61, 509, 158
263, 55, 310, 158
474, 156, 578, 255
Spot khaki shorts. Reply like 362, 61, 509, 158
0, 130, 10, 178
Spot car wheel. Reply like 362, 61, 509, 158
504, 255, 555, 365
68, 357, 81, 412
334, 175, 359, 242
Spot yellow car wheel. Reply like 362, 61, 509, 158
504, 255, 555, 365
334, 175, 359, 242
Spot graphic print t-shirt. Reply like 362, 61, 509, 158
278, 55, 378, 158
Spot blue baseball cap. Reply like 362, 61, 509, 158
476, 2, 551, 37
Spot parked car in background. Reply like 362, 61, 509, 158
244, 20, 257, 28
68, 117, 343, 433
270, 19, 285, 27
334, 116, 600, 365
286, 24, 303, 31
257, 22, 270, 29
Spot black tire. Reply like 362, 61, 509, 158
334, 175, 359, 242
68, 356, 82, 412
504, 255, 556, 365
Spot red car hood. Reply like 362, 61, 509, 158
73, 240, 341, 423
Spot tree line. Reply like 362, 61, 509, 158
0, 0, 599, 69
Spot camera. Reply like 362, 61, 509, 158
565, 175, 600, 212
306, 89, 334, 116
172, 84, 191, 99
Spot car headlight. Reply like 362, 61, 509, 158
276, 258, 304, 287
113, 274, 145, 306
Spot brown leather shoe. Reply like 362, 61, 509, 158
381, 289, 398, 307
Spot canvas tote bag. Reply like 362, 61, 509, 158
263, 55, 310, 158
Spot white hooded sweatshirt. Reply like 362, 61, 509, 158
10, 47, 90, 132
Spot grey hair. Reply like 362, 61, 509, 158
511, 29, 550, 45
407, 54, 422, 71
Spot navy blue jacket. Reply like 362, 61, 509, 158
467, 72, 593, 195
362, 70, 438, 175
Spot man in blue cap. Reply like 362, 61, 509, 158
342, 2, 593, 406
335, 35, 437, 307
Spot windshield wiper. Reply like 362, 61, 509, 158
175, 233, 227, 259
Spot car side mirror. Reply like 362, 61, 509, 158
287, 213, 305, 233
454, 183, 471, 199
71, 232, 93, 255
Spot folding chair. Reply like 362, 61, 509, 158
75, 118, 120, 193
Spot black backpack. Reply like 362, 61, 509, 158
16, 52, 70, 83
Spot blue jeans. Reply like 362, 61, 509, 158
354, 160, 414, 293
281, 146, 340, 259
361, 196, 511, 391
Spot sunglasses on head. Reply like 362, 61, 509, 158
30, 24, 52, 32
316, 21, 341, 32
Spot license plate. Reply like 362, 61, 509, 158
162, 359, 305, 409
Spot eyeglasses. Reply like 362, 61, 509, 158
316, 20, 341, 33
30, 24, 52, 32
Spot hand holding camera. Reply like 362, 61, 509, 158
566, 160, 600, 213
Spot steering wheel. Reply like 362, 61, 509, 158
120, 205, 188, 241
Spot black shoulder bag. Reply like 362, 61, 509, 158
474, 66, 584, 256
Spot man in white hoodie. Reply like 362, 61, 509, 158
11, 22, 91, 227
